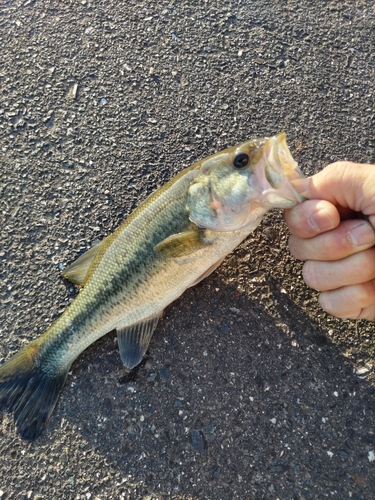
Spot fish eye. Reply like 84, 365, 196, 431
233, 153, 249, 169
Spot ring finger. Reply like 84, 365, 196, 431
319, 280, 375, 320
302, 247, 375, 291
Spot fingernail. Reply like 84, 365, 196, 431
308, 208, 335, 232
348, 222, 375, 247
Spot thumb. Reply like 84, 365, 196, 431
292, 162, 375, 220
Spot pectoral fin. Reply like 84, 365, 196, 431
61, 240, 104, 285
117, 314, 162, 369
154, 229, 210, 258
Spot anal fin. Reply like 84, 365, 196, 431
117, 314, 162, 369
61, 240, 104, 285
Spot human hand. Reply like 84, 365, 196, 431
284, 161, 375, 321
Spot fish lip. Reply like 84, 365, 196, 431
248, 132, 305, 209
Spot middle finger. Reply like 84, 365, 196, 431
289, 219, 375, 261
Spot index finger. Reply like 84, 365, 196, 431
284, 199, 340, 239
291, 162, 375, 226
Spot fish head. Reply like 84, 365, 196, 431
187, 132, 305, 231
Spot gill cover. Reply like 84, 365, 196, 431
186, 132, 304, 231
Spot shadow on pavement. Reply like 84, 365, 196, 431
45, 274, 375, 499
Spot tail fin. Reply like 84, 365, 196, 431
0, 344, 68, 440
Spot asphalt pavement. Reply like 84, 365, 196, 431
1, 1, 375, 499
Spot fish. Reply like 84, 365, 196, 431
0, 132, 304, 440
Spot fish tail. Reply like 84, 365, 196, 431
0, 342, 68, 440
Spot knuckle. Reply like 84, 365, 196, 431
325, 161, 352, 180
357, 305, 375, 321
302, 261, 320, 289
357, 281, 375, 304
288, 235, 303, 259
318, 291, 334, 314
326, 161, 349, 171
319, 290, 348, 318
285, 206, 308, 236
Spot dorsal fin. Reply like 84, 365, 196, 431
61, 240, 104, 285
117, 314, 162, 369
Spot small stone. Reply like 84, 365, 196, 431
238, 49, 243, 56
204, 423, 215, 434
368, 450, 375, 462
189, 430, 207, 455
356, 366, 370, 376
67, 83, 78, 99
229, 307, 241, 314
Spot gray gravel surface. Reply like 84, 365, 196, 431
1, 0, 375, 499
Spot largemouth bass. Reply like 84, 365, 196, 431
0, 132, 304, 440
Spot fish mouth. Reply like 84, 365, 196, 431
250, 132, 305, 209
